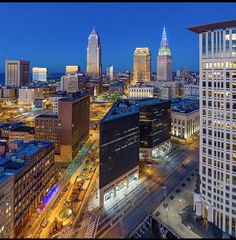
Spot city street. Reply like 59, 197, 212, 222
94, 138, 199, 238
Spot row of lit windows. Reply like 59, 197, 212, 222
202, 72, 236, 78
202, 62, 236, 69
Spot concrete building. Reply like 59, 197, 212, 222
184, 84, 199, 98
0, 140, 56, 236
0, 87, 17, 100
0, 171, 14, 238
35, 114, 61, 155
133, 48, 151, 84
5, 60, 30, 87
32, 67, 48, 83
189, 20, 236, 237
128, 85, 155, 98
58, 93, 90, 162
60, 74, 79, 93
8, 126, 35, 142
157, 27, 172, 81
87, 27, 102, 79
18, 87, 44, 105
49, 92, 68, 114
99, 100, 140, 207
171, 98, 199, 140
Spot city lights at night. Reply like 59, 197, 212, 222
0, 2, 236, 239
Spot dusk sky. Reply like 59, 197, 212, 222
0, 2, 235, 73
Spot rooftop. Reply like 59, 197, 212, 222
36, 113, 58, 119
59, 92, 88, 102
129, 98, 169, 107
187, 20, 236, 33
102, 100, 139, 122
10, 125, 34, 133
171, 98, 199, 114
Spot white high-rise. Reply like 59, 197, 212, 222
32, 67, 48, 82
86, 27, 102, 79
189, 20, 236, 236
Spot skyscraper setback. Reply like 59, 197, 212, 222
157, 27, 172, 81
133, 47, 151, 84
87, 27, 102, 79
189, 20, 236, 237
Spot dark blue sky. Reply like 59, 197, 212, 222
0, 2, 235, 73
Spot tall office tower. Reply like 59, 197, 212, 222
99, 100, 140, 207
188, 20, 236, 237
106, 65, 114, 81
157, 27, 172, 81
58, 93, 90, 162
87, 27, 102, 79
32, 67, 48, 82
133, 48, 151, 84
66, 65, 80, 74
5, 60, 30, 87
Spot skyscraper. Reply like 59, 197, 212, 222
157, 27, 172, 81
5, 60, 30, 87
133, 47, 151, 84
189, 20, 236, 237
32, 67, 48, 83
106, 65, 114, 81
86, 27, 102, 79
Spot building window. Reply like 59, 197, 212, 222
202, 33, 206, 58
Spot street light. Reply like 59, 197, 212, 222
179, 198, 182, 209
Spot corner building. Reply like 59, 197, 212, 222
189, 20, 236, 236
99, 100, 140, 207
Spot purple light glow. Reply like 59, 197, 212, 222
41, 184, 59, 206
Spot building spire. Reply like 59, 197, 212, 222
161, 26, 168, 47
91, 26, 97, 35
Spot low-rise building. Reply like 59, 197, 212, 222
8, 126, 35, 142
128, 85, 155, 98
171, 98, 199, 140
184, 84, 199, 98
18, 87, 44, 105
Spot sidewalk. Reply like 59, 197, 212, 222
153, 165, 221, 239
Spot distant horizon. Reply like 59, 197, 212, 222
0, 3, 235, 72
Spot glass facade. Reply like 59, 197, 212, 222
139, 100, 171, 149
99, 102, 140, 189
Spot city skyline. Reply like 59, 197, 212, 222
0, 3, 235, 73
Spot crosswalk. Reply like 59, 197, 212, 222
85, 215, 100, 238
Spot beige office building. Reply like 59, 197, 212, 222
5, 60, 30, 87
189, 20, 236, 237
133, 48, 151, 84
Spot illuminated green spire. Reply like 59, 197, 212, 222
158, 26, 171, 56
